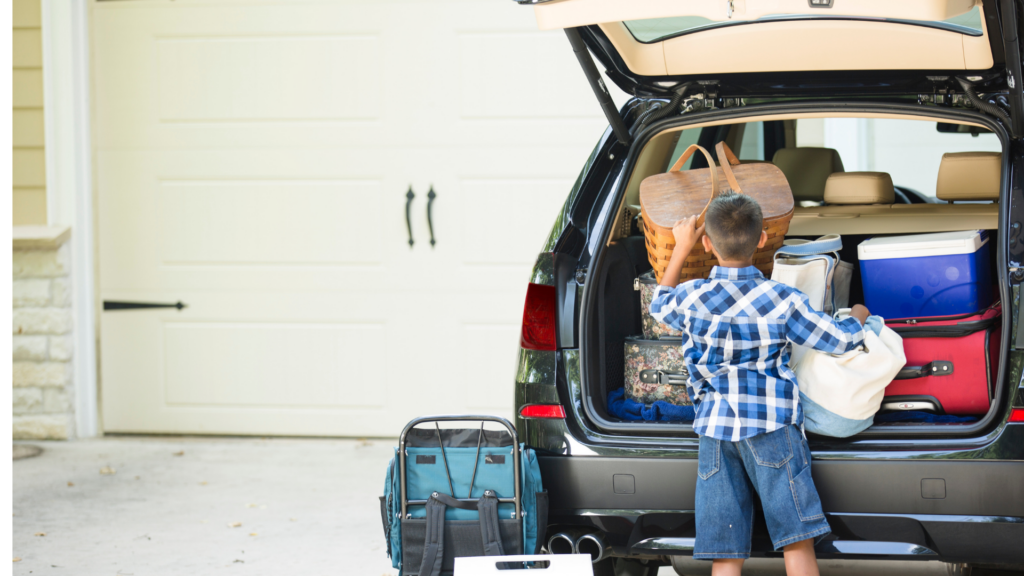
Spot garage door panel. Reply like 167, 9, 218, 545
164, 322, 385, 408
158, 180, 384, 265
461, 324, 519, 411
459, 178, 574, 266
458, 32, 611, 120
158, 35, 381, 122
93, 1, 618, 150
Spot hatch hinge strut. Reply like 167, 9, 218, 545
565, 28, 631, 144
1000, 0, 1024, 138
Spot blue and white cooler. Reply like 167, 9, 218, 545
858, 230, 992, 319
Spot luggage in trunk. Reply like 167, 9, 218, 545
883, 305, 1001, 415
858, 230, 993, 318
624, 336, 691, 406
640, 141, 794, 283
636, 270, 683, 339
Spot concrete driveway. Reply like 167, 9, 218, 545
13, 436, 399, 575
13, 437, 960, 576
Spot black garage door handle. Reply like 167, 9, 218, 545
103, 301, 187, 311
426, 185, 437, 248
405, 186, 415, 248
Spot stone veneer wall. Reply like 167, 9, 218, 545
13, 226, 75, 439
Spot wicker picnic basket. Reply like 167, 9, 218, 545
639, 141, 794, 284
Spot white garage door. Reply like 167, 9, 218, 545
93, 0, 622, 436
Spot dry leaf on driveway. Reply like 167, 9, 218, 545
67, 482, 73, 487
34, 532, 45, 537
172, 451, 184, 457
13, 557, 21, 562
99, 467, 116, 475
227, 522, 242, 528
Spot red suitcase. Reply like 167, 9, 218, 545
883, 305, 1001, 415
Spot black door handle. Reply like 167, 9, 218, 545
426, 185, 437, 248
104, 301, 187, 311
405, 186, 415, 248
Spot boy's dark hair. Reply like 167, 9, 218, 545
704, 192, 763, 260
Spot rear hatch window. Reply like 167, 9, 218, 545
624, 6, 984, 43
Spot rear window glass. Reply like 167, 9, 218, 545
662, 117, 1000, 199
624, 6, 983, 43
796, 117, 1000, 199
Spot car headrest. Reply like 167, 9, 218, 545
771, 147, 845, 202
936, 152, 1001, 201
823, 172, 895, 205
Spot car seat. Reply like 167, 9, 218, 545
772, 147, 845, 204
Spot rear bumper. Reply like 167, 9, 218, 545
539, 455, 1024, 564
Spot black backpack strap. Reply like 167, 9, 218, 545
418, 493, 447, 576
420, 491, 506, 576
430, 492, 478, 510
477, 491, 506, 557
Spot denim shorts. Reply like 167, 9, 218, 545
693, 424, 831, 559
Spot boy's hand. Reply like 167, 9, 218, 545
672, 216, 705, 249
850, 304, 870, 326
659, 215, 706, 288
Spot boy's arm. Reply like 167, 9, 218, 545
650, 216, 705, 330
658, 215, 705, 288
786, 292, 867, 354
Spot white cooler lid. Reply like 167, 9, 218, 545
858, 230, 988, 261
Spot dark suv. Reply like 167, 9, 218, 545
511, 1, 1024, 573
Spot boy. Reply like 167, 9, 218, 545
649, 192, 869, 576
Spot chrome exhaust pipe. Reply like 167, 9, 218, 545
546, 532, 577, 555
574, 532, 608, 563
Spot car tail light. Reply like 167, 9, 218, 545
1009, 408, 1024, 423
520, 283, 557, 351
519, 404, 566, 419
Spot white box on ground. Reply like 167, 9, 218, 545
454, 554, 594, 575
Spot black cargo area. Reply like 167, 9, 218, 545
584, 228, 1006, 435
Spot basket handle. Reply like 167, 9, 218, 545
668, 143, 719, 227
715, 141, 743, 195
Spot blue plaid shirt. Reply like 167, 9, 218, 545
649, 266, 865, 441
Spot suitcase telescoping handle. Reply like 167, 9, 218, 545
893, 360, 954, 380
639, 369, 688, 385
398, 415, 521, 522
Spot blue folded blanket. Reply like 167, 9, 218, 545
607, 387, 977, 425
607, 387, 695, 422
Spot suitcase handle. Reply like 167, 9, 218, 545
893, 360, 954, 380
639, 369, 689, 385
881, 395, 945, 414
398, 415, 521, 522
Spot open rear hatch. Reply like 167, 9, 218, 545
523, 0, 1024, 138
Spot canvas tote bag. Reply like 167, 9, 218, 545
771, 235, 854, 366
771, 234, 852, 315
795, 312, 907, 437
770, 236, 905, 436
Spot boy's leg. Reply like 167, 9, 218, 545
738, 426, 831, 554
694, 434, 755, 561
711, 559, 744, 576
783, 538, 820, 576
